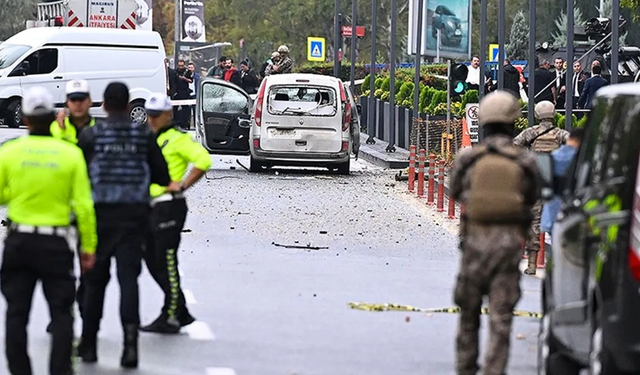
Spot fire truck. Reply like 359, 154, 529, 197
27, 0, 150, 30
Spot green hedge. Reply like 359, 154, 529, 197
293, 62, 368, 82
514, 112, 589, 135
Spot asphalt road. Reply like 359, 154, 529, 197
0, 127, 541, 375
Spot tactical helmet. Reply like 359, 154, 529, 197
534, 100, 555, 120
478, 91, 521, 126
277, 45, 289, 54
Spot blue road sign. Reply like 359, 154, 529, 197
307, 37, 325, 61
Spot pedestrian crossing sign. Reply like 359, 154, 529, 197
307, 37, 325, 62
489, 43, 506, 62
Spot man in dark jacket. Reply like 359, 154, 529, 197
207, 56, 227, 78
533, 59, 557, 104
76, 82, 172, 369
239, 60, 258, 94
577, 64, 608, 109
490, 59, 521, 99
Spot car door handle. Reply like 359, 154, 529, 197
53, 76, 63, 80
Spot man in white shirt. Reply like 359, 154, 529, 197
466, 56, 491, 92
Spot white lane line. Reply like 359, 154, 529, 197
206, 368, 236, 375
184, 289, 197, 304
184, 321, 215, 340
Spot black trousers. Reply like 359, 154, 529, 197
82, 204, 148, 334
143, 198, 188, 320
1, 231, 75, 375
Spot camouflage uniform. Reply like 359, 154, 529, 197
513, 120, 569, 274
272, 54, 293, 74
450, 91, 540, 375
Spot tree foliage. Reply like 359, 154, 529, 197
0, 0, 38, 41
551, 6, 586, 47
506, 10, 528, 60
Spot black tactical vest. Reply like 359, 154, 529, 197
87, 116, 150, 204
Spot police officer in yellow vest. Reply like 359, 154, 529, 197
51, 79, 96, 143
0, 87, 97, 375
46, 79, 96, 334
139, 93, 211, 333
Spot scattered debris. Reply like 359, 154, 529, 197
516, 334, 525, 340
182, 229, 192, 233
405, 316, 411, 322
235, 159, 250, 172
272, 242, 328, 250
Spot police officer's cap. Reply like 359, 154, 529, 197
22, 87, 55, 117
478, 90, 520, 127
145, 93, 173, 116
66, 79, 90, 101
534, 100, 555, 120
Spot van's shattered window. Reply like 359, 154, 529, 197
267, 86, 337, 116
202, 83, 248, 113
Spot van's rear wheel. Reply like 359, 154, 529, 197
249, 155, 265, 172
129, 101, 147, 124
538, 314, 581, 375
4, 99, 22, 129
335, 159, 350, 175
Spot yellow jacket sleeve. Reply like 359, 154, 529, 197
0, 148, 7, 205
50, 120, 64, 139
70, 149, 97, 253
177, 133, 212, 172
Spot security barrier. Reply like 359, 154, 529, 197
436, 160, 445, 212
408, 145, 416, 192
537, 233, 546, 268
427, 154, 435, 205
417, 149, 425, 197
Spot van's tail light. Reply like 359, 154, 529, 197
341, 141, 349, 151
629, 190, 640, 282
254, 81, 266, 127
253, 139, 261, 149
338, 81, 351, 131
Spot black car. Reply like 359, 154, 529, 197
194, 77, 254, 155
431, 5, 462, 46
537, 83, 640, 375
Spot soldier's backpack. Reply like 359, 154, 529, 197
465, 143, 527, 223
531, 126, 562, 153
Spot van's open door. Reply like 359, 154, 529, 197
195, 78, 252, 155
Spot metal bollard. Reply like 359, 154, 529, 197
427, 154, 435, 204
537, 232, 546, 268
436, 160, 445, 212
447, 194, 455, 219
417, 149, 425, 197
408, 145, 416, 192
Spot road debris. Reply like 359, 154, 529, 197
272, 242, 329, 250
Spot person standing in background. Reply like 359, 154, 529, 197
187, 62, 201, 129
239, 60, 258, 94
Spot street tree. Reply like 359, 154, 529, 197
0, 0, 38, 41
506, 10, 528, 60
551, 5, 586, 47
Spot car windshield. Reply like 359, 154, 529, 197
267, 86, 337, 116
0, 43, 30, 70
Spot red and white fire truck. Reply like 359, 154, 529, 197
27, 0, 150, 30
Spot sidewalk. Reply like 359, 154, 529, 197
358, 133, 410, 169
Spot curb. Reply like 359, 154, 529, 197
357, 133, 409, 169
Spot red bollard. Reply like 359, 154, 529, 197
436, 160, 445, 212
447, 194, 456, 219
537, 232, 546, 268
427, 154, 435, 204
408, 145, 416, 192
417, 149, 425, 197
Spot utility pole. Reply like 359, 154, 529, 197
413, 0, 424, 118
478, 0, 487, 142
387, 0, 397, 152
350, 0, 357, 89
566, 0, 575, 130
174, 0, 180, 67
528, 0, 536, 129
366, 0, 377, 144
497, 0, 505, 89
611, 0, 620, 84
334, 0, 341, 78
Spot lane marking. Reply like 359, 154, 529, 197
184, 321, 215, 340
184, 289, 197, 304
206, 368, 237, 375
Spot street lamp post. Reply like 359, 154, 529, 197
334, 0, 341, 78
528, 0, 536, 129
366, 0, 377, 144
497, 0, 505, 89
387, 0, 397, 152
350, 0, 357, 89
565, 0, 575, 130
413, 0, 424, 119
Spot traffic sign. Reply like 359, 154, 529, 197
465, 103, 480, 144
307, 37, 325, 62
341, 26, 365, 38
488, 44, 506, 62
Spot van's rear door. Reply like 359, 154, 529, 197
196, 78, 252, 155
259, 85, 342, 153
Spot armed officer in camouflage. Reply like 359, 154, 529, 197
451, 91, 540, 375
513, 100, 569, 275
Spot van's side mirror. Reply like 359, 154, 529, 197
356, 104, 362, 115
535, 153, 555, 201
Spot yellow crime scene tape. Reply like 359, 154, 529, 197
348, 302, 542, 318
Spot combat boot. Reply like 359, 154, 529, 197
524, 251, 538, 275
121, 324, 138, 368
76, 332, 98, 363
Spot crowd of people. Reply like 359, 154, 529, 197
165, 44, 294, 130
0, 79, 210, 374
465, 54, 609, 112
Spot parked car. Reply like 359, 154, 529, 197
0, 27, 166, 127
194, 77, 253, 155
248, 73, 359, 174
537, 82, 640, 375
431, 5, 462, 46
